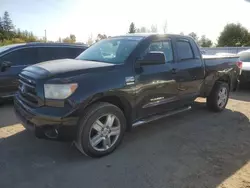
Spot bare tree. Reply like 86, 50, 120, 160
163, 20, 168, 33
151, 24, 158, 33
87, 34, 94, 46
95, 34, 107, 42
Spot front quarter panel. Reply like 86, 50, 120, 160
66, 65, 135, 115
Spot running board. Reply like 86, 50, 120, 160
132, 106, 192, 127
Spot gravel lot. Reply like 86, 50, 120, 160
1, 90, 250, 188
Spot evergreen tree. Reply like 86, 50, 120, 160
128, 22, 136, 33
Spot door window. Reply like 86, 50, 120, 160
38, 47, 62, 62
144, 41, 173, 63
37, 47, 86, 63
66, 48, 85, 58
1, 48, 38, 65
176, 40, 194, 60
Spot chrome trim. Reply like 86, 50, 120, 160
18, 86, 38, 99
17, 93, 37, 107
1, 94, 15, 98
19, 79, 35, 89
142, 96, 177, 108
132, 106, 192, 127
125, 76, 135, 85
19, 74, 35, 84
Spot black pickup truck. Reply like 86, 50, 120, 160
14, 34, 241, 157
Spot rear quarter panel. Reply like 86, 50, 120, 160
200, 55, 240, 96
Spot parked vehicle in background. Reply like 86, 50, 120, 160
14, 34, 241, 158
0, 43, 88, 101
238, 50, 250, 86
215, 52, 236, 56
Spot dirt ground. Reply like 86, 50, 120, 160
1, 90, 250, 188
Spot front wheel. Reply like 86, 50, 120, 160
206, 82, 229, 112
75, 102, 126, 158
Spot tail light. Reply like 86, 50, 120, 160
236, 61, 242, 69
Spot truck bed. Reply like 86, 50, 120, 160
202, 54, 239, 67
202, 54, 239, 60
200, 54, 240, 96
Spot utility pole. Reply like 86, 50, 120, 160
44, 29, 47, 42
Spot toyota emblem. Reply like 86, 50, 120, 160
21, 85, 25, 93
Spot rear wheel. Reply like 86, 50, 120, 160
207, 82, 229, 112
75, 102, 126, 158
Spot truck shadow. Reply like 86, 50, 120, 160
1, 101, 250, 188
230, 89, 250, 102
0, 100, 19, 128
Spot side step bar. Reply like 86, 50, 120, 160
132, 106, 192, 127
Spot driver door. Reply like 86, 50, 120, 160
135, 40, 179, 120
0, 48, 38, 97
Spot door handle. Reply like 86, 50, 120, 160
171, 68, 177, 74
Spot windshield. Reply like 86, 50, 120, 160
76, 38, 140, 64
239, 51, 250, 62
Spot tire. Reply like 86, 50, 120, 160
206, 81, 229, 112
75, 102, 126, 158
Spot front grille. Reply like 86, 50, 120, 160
18, 74, 39, 107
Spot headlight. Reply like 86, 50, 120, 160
44, 83, 78, 99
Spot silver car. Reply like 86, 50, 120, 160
238, 50, 250, 85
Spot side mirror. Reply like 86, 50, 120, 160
137, 52, 166, 66
0, 61, 12, 72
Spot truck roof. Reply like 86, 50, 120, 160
112, 33, 193, 40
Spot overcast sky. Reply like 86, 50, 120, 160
0, 0, 250, 43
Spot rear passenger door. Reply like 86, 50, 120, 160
172, 38, 204, 103
0, 48, 38, 97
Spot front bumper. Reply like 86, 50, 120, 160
14, 95, 78, 140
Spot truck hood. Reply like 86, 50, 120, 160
242, 61, 250, 71
22, 59, 114, 79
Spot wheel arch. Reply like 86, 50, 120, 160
77, 92, 134, 131
201, 72, 232, 97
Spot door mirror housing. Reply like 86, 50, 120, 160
137, 52, 166, 66
0, 61, 12, 72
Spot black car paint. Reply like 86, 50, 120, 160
0, 43, 88, 98
14, 34, 240, 140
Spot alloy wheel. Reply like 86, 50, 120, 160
89, 114, 121, 151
